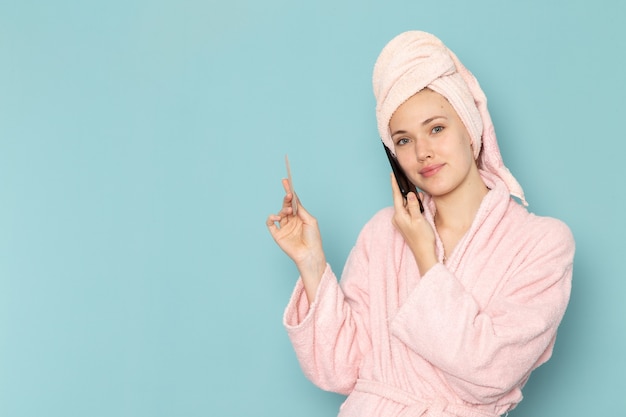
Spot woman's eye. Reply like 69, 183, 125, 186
396, 138, 410, 146
431, 126, 444, 134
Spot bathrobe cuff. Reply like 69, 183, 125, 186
283, 263, 335, 329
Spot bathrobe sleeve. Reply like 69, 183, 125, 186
283, 247, 372, 395
390, 217, 575, 404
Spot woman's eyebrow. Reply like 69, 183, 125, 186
421, 116, 447, 125
391, 129, 408, 137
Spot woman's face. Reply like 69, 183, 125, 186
389, 88, 478, 199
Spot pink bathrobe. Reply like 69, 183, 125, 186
283, 171, 574, 417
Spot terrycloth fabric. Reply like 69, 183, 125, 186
373, 30, 527, 206
283, 171, 574, 417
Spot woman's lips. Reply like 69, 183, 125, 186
419, 163, 444, 178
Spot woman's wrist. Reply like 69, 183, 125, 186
298, 254, 327, 281
411, 247, 438, 276
297, 254, 327, 303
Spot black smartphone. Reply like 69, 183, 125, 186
383, 143, 424, 213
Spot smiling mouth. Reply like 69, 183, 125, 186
419, 164, 444, 177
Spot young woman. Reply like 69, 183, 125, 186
266, 31, 574, 417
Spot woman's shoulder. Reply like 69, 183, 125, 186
506, 202, 575, 248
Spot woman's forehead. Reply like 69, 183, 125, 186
391, 89, 457, 123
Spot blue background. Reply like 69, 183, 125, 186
1, 1, 624, 416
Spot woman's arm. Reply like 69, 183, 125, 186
281, 211, 384, 395
269, 178, 371, 393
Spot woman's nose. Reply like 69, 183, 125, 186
415, 138, 432, 162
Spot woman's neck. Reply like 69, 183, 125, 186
433, 172, 489, 233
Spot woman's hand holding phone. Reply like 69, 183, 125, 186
390, 173, 438, 275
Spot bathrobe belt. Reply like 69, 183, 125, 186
353, 379, 500, 417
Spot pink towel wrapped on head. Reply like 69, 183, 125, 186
373, 30, 527, 206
